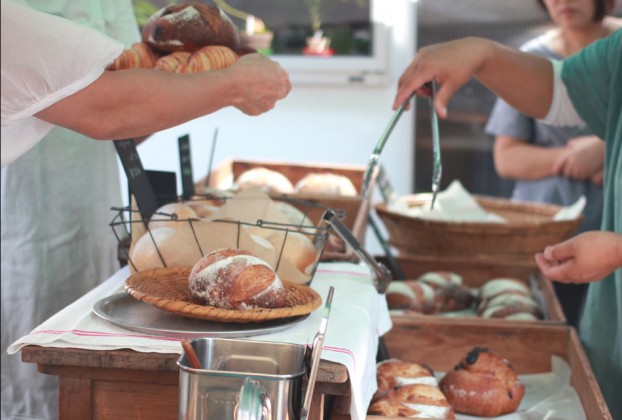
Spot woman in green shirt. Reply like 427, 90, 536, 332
393, 30, 622, 418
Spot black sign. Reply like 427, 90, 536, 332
178, 134, 194, 199
114, 139, 159, 222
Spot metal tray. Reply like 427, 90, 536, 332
93, 293, 309, 339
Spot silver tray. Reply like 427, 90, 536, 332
92, 293, 309, 339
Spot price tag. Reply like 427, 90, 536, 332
178, 134, 195, 199
114, 139, 159, 222
376, 166, 398, 204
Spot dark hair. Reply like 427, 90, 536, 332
535, 0, 617, 21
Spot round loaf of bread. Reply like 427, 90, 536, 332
294, 173, 358, 197
439, 347, 525, 417
188, 248, 288, 310
236, 167, 295, 195
141, 2, 240, 53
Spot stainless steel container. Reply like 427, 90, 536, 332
177, 337, 307, 420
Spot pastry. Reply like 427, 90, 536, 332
294, 172, 358, 197
188, 248, 288, 309
385, 280, 438, 314
376, 359, 438, 391
154, 51, 192, 72
107, 42, 161, 70
439, 347, 525, 417
141, 2, 240, 53
176, 45, 238, 73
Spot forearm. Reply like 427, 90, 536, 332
34, 69, 241, 140
475, 39, 554, 120
494, 137, 565, 180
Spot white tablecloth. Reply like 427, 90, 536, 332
8, 262, 392, 420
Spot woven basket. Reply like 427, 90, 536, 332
125, 267, 322, 323
375, 195, 583, 258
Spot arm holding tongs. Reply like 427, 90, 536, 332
322, 210, 392, 294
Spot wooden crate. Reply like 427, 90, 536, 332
332, 318, 611, 419
198, 158, 375, 259
377, 254, 566, 324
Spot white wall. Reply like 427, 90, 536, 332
123, 0, 417, 253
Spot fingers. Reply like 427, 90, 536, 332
535, 252, 573, 282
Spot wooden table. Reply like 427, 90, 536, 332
21, 345, 352, 420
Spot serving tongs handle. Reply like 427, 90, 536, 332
322, 210, 392, 294
427, 81, 443, 210
301, 287, 334, 420
360, 93, 415, 199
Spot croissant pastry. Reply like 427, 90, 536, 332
153, 51, 192, 72
107, 42, 161, 71
176, 45, 238, 74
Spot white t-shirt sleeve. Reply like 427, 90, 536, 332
540, 59, 586, 127
0, 0, 124, 166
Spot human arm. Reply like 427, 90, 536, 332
34, 53, 291, 140
552, 135, 605, 184
494, 135, 569, 180
393, 37, 553, 119
535, 231, 622, 283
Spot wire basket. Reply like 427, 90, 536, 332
111, 193, 334, 285
375, 195, 583, 259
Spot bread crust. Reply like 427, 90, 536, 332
142, 2, 240, 53
439, 347, 525, 417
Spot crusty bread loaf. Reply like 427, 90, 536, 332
235, 167, 295, 195
176, 45, 238, 73
141, 2, 240, 53
294, 172, 358, 197
439, 347, 525, 417
188, 248, 288, 309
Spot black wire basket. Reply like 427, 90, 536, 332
111, 193, 338, 284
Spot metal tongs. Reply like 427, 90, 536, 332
427, 81, 443, 209
301, 286, 334, 420
322, 210, 392, 294
360, 93, 415, 199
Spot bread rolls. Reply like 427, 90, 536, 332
176, 45, 238, 73
154, 51, 192, 72
188, 248, 288, 309
294, 172, 358, 197
439, 347, 525, 417
385, 280, 437, 314
235, 168, 295, 195
107, 42, 161, 70
142, 2, 240, 53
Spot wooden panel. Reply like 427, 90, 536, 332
59, 377, 92, 420
92, 380, 178, 420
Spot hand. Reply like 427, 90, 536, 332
551, 135, 605, 180
535, 231, 622, 283
226, 53, 291, 116
393, 38, 493, 116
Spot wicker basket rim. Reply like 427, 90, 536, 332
375, 195, 583, 229
124, 267, 322, 323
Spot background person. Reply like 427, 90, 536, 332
485, 0, 621, 327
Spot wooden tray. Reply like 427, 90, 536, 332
125, 267, 322, 323
332, 318, 611, 419
377, 254, 566, 324
197, 158, 376, 260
